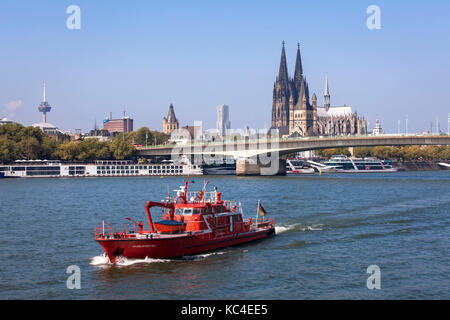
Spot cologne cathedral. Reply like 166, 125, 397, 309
271, 42, 367, 137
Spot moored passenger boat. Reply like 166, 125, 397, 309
202, 161, 236, 175
286, 159, 315, 175
95, 179, 275, 263
323, 155, 397, 173
0, 157, 202, 178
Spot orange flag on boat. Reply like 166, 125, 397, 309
258, 202, 267, 217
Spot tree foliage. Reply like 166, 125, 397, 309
318, 145, 450, 160
316, 147, 351, 158
0, 123, 57, 162
109, 134, 136, 160
0, 124, 155, 163
126, 127, 169, 146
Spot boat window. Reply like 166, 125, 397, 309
193, 208, 201, 214
183, 209, 193, 215
175, 208, 183, 215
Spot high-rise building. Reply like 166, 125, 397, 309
270, 42, 367, 137
217, 104, 231, 136
103, 111, 133, 134
163, 104, 179, 134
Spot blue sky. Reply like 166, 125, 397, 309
1, 0, 449, 133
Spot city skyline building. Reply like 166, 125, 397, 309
271, 42, 367, 137
102, 111, 134, 134
163, 104, 179, 135
217, 104, 231, 136
372, 119, 383, 135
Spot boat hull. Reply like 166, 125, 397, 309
331, 168, 398, 173
97, 227, 275, 263
286, 169, 316, 175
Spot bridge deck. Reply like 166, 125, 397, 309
136, 134, 450, 158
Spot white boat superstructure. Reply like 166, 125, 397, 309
323, 155, 398, 173
0, 157, 203, 178
286, 159, 315, 175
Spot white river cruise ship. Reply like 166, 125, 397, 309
0, 158, 203, 178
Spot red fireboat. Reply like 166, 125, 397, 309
95, 179, 275, 263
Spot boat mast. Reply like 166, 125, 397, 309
182, 176, 189, 203
255, 200, 260, 228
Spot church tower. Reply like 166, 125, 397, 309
163, 104, 179, 134
270, 42, 367, 138
271, 41, 291, 134
324, 76, 330, 111
293, 42, 303, 104
312, 93, 318, 134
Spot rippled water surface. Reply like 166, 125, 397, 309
0, 171, 449, 299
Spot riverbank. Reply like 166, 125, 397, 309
393, 160, 450, 171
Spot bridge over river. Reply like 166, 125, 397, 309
136, 134, 450, 175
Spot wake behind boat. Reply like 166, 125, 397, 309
95, 179, 275, 263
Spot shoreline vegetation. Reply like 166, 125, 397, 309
0, 123, 168, 164
316, 146, 450, 162
1, 123, 449, 165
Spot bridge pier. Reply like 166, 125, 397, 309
236, 158, 286, 176
348, 147, 354, 156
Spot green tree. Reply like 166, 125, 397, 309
403, 146, 423, 160
316, 148, 350, 158
18, 136, 40, 160
109, 135, 135, 160
124, 127, 169, 146
438, 146, 450, 160
76, 139, 111, 161
353, 147, 372, 158
0, 135, 18, 163
372, 146, 390, 159
389, 146, 404, 160
127, 127, 151, 145
55, 141, 81, 161
40, 136, 58, 160
422, 146, 441, 160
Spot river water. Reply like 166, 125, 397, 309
0, 171, 449, 299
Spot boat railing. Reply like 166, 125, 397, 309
186, 191, 218, 203
95, 220, 149, 240
223, 200, 240, 212
248, 217, 275, 231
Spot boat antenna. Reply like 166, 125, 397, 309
202, 180, 209, 202
182, 175, 189, 203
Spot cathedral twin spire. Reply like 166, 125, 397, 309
278, 41, 303, 86
276, 41, 309, 109
294, 42, 303, 89
271, 41, 311, 133
277, 41, 289, 84
272, 41, 366, 136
